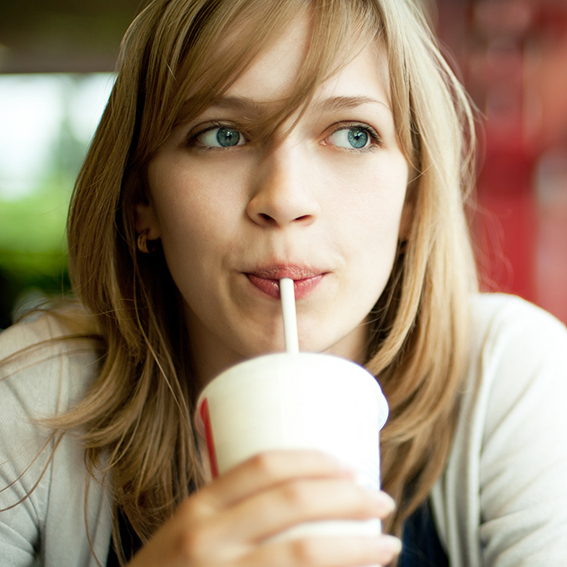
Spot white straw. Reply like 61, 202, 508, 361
279, 278, 299, 354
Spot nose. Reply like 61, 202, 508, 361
246, 142, 320, 228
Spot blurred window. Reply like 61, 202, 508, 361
0, 73, 114, 327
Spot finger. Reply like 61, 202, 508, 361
199, 450, 355, 509
247, 533, 402, 567
215, 477, 395, 543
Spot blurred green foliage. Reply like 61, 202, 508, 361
0, 179, 72, 329
0, 73, 112, 329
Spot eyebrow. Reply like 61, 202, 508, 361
313, 95, 392, 113
208, 96, 264, 114
208, 95, 391, 114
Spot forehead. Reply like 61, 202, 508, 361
315, 42, 391, 108
221, 14, 391, 108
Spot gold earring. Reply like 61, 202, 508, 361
137, 230, 157, 254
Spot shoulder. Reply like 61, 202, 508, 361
0, 312, 111, 566
467, 293, 567, 413
0, 310, 102, 478
465, 292, 567, 452
470, 292, 567, 347
0, 309, 101, 414
433, 294, 567, 566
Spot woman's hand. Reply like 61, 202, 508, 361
128, 450, 401, 567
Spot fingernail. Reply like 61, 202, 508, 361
382, 535, 402, 554
371, 491, 396, 512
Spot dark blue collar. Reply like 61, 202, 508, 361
400, 499, 449, 567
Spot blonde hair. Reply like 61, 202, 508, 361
8, 0, 478, 559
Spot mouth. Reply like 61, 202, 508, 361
245, 266, 326, 300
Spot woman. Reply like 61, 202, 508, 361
2, 0, 567, 566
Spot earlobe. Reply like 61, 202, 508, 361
135, 201, 161, 240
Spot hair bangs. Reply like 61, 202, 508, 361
130, 0, 386, 164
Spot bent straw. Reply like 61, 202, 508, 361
279, 278, 299, 354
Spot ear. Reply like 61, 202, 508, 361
135, 192, 161, 240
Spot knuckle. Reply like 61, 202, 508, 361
171, 498, 216, 560
249, 452, 281, 479
174, 530, 198, 560
176, 495, 203, 520
174, 527, 211, 561
289, 538, 323, 566
280, 482, 311, 509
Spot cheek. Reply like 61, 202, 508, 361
328, 156, 408, 300
327, 155, 409, 244
148, 161, 240, 255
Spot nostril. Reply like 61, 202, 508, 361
256, 212, 311, 225
247, 190, 319, 227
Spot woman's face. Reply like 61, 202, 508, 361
138, 16, 410, 384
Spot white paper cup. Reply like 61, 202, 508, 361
194, 352, 389, 542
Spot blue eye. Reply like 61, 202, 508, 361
327, 127, 372, 149
347, 128, 368, 148
198, 127, 245, 148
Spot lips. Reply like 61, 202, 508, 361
246, 266, 326, 299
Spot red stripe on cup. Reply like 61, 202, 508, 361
199, 398, 219, 479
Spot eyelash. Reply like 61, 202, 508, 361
185, 121, 382, 152
325, 122, 382, 152
185, 121, 247, 150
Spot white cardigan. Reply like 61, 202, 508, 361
1, 294, 567, 566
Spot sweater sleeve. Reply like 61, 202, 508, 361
0, 315, 112, 567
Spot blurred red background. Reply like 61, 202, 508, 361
437, 0, 567, 324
